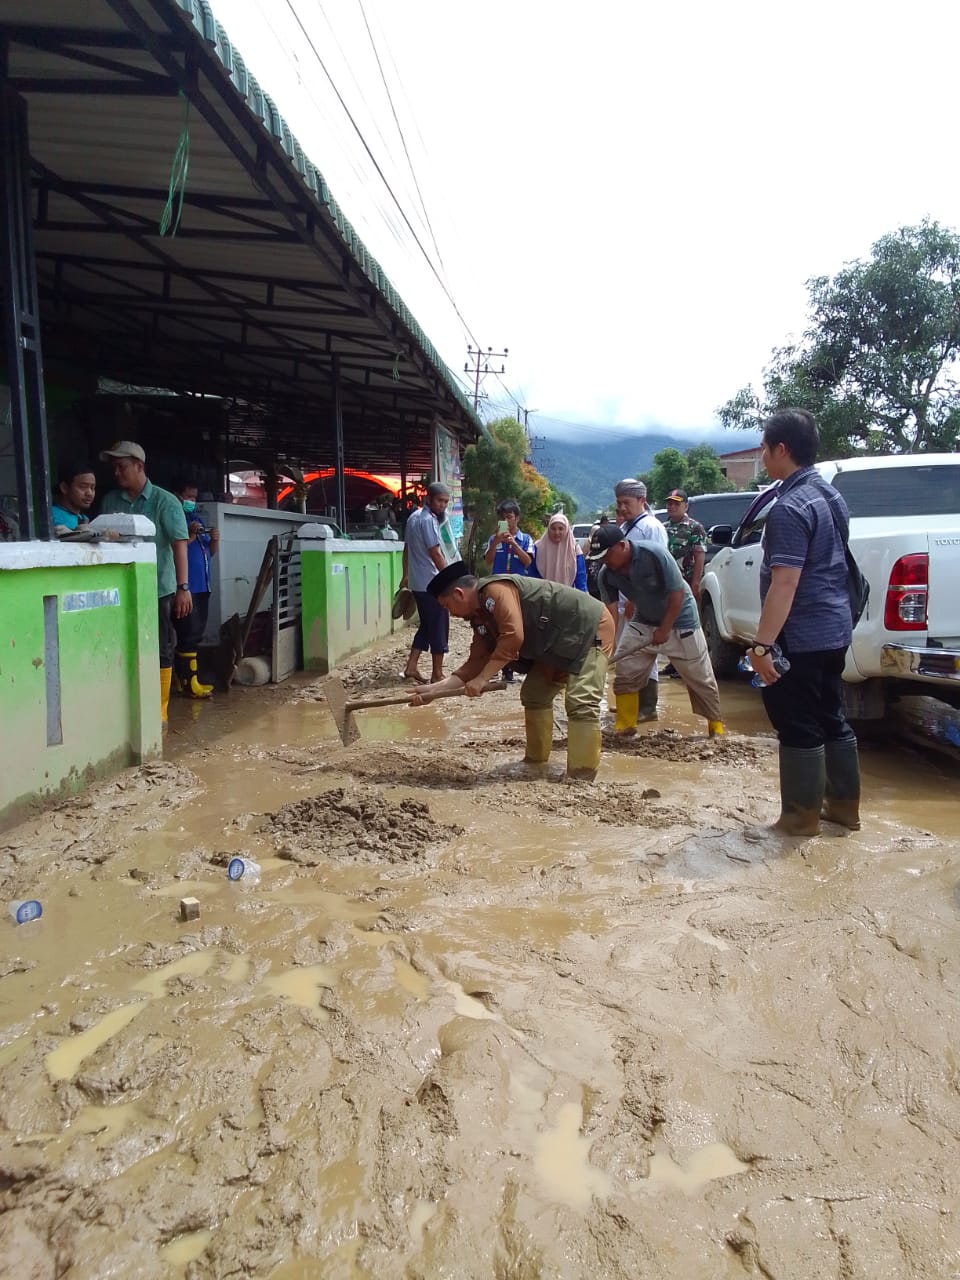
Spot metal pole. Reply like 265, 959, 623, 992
332, 354, 346, 532
0, 66, 52, 540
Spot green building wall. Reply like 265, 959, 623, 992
300, 540, 405, 673
0, 543, 162, 828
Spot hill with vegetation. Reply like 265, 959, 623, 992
532, 427, 757, 517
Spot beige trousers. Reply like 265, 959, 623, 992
613, 622, 721, 722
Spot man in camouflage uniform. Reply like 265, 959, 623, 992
663, 488, 708, 677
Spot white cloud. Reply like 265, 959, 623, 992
209, 0, 960, 432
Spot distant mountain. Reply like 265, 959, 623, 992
530, 426, 760, 517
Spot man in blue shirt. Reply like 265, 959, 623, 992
748, 408, 860, 835
588, 524, 724, 737
484, 498, 534, 681
171, 477, 219, 698
51, 462, 96, 534
400, 483, 452, 684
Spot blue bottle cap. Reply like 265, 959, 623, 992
15, 900, 42, 924
227, 857, 245, 880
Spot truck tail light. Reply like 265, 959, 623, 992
884, 554, 928, 631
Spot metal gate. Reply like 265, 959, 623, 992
271, 535, 302, 682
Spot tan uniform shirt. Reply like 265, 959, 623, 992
454, 580, 614, 684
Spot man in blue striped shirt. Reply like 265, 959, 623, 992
749, 409, 860, 836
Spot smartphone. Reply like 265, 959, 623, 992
498, 520, 509, 534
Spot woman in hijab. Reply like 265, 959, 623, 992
532, 512, 587, 590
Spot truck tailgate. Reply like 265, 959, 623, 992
927, 531, 960, 642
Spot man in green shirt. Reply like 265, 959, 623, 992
99, 441, 191, 724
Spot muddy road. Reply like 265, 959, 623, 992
1, 629, 959, 1279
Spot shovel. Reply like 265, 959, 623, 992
326, 677, 508, 746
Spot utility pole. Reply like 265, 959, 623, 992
464, 344, 508, 412
518, 407, 538, 460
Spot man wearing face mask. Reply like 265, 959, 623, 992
171, 475, 218, 698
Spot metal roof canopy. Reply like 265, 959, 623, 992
1, 0, 479, 491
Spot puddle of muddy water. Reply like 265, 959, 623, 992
534, 1100, 613, 1209
160, 1229, 214, 1265
260, 962, 336, 1010
646, 1139, 750, 1194
45, 1000, 148, 1081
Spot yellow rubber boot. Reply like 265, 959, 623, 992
180, 651, 213, 699
614, 690, 639, 736
159, 666, 173, 725
566, 720, 601, 781
708, 720, 724, 737
523, 708, 555, 763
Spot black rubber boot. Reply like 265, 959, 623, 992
638, 680, 659, 722
822, 737, 861, 830
773, 745, 825, 836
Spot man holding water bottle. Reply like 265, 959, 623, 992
748, 409, 861, 836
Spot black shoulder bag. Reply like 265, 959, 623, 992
811, 477, 869, 628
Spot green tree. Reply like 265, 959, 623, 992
718, 220, 960, 456
642, 448, 687, 503
462, 417, 552, 568
641, 445, 734, 504
683, 444, 734, 497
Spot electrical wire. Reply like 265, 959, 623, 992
283, 0, 481, 351
355, 0, 447, 275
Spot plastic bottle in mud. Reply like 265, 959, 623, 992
8, 899, 42, 924
227, 857, 261, 884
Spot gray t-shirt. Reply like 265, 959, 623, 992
404, 504, 443, 592
599, 539, 700, 632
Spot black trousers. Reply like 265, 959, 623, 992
761, 645, 855, 750
158, 594, 176, 669
172, 591, 210, 652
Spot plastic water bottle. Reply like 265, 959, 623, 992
227, 857, 261, 884
749, 646, 791, 688
8, 899, 42, 924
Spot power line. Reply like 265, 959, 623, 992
355, 0, 447, 275
283, 0, 489, 366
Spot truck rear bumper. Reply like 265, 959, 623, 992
881, 643, 960, 685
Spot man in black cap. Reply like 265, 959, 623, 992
586, 525, 724, 737
412, 561, 615, 780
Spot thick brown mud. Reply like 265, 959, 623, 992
1, 628, 959, 1278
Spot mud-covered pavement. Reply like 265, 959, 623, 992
1, 629, 959, 1279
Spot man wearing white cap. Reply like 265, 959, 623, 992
612, 477, 667, 731
99, 441, 191, 724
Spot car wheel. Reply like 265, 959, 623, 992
701, 598, 742, 679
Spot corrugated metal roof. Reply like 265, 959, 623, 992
3, 0, 479, 473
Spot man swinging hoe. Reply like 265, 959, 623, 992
410, 560, 615, 781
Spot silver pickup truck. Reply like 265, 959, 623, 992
698, 454, 960, 720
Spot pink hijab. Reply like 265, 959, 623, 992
534, 513, 578, 585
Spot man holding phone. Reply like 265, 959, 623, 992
483, 499, 534, 682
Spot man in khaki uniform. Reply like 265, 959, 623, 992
413, 560, 615, 780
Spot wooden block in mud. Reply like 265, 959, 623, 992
179, 897, 201, 923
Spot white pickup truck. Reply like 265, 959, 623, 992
698, 454, 960, 720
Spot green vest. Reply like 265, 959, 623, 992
479, 574, 603, 674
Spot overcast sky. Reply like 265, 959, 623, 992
209, 0, 960, 438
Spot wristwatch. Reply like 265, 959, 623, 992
177, 582, 190, 591
749, 643, 773, 657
